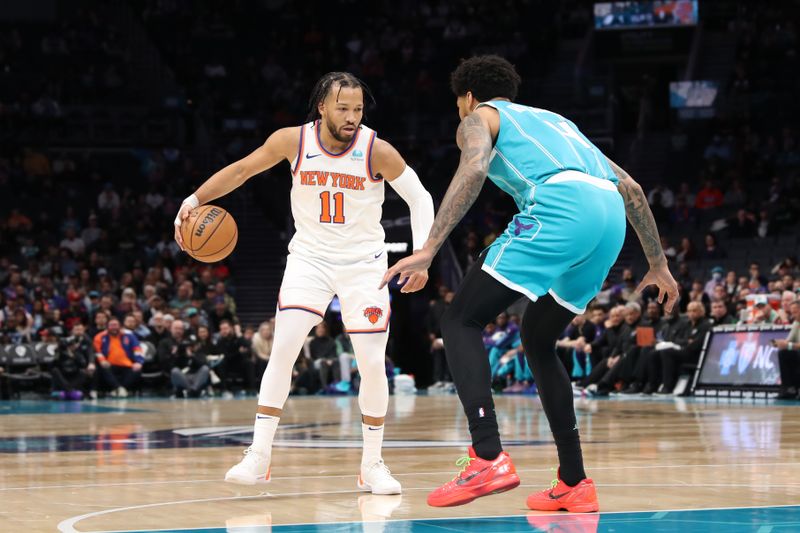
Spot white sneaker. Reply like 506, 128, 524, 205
116, 386, 128, 398
358, 459, 401, 495
225, 447, 271, 485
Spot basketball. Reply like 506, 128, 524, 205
181, 205, 238, 263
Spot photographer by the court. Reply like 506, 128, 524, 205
157, 319, 209, 397
51, 323, 94, 400
775, 301, 800, 399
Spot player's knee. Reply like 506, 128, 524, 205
441, 305, 474, 337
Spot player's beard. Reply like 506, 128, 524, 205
326, 120, 357, 143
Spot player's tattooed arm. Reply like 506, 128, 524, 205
608, 158, 667, 268
424, 113, 493, 253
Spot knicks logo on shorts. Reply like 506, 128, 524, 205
363, 306, 383, 324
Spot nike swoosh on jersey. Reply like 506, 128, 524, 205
305, 153, 321, 159
374, 251, 383, 259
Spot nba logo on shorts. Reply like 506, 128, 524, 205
478, 407, 485, 418
363, 306, 383, 324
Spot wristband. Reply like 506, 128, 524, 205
174, 194, 200, 226
183, 194, 200, 209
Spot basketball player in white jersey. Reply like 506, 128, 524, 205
173, 72, 434, 494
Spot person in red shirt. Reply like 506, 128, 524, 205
695, 180, 723, 210
93, 317, 143, 398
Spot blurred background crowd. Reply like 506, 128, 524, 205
0, 0, 798, 400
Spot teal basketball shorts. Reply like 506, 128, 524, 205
482, 170, 626, 314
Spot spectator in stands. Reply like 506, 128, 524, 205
183, 307, 203, 336
628, 304, 688, 394
701, 234, 726, 260
169, 281, 193, 312
93, 316, 143, 398
209, 297, 236, 332
51, 323, 94, 400
251, 320, 273, 380
60, 228, 86, 257
334, 330, 355, 393
97, 183, 120, 212
661, 236, 677, 262
195, 325, 215, 357
704, 267, 725, 298
657, 302, 710, 394
687, 279, 710, 310
555, 313, 598, 381
710, 299, 736, 325
147, 312, 169, 346
776, 301, 800, 399
611, 269, 638, 303
757, 209, 775, 238
584, 305, 625, 369
216, 319, 254, 394
214, 282, 236, 315
584, 302, 642, 395
89, 310, 109, 338
308, 321, 338, 390
749, 262, 768, 289
158, 319, 209, 398
81, 215, 102, 248
777, 291, 798, 325
676, 237, 695, 263
728, 209, 757, 238
695, 180, 723, 211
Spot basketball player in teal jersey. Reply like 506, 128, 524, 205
382, 55, 679, 511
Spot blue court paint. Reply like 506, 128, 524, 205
107, 505, 800, 533
0, 400, 148, 416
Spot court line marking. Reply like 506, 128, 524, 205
58, 501, 800, 533
9, 460, 800, 492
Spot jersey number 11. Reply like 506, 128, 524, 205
319, 191, 345, 224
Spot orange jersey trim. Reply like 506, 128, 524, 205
277, 295, 324, 318
365, 131, 381, 182
292, 125, 306, 176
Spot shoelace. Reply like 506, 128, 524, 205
548, 467, 559, 491
452, 455, 476, 481
369, 459, 392, 476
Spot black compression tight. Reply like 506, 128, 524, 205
441, 256, 587, 486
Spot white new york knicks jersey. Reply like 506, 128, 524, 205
288, 120, 385, 263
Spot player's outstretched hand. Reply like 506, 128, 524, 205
380, 248, 434, 293
173, 202, 193, 251
636, 263, 680, 313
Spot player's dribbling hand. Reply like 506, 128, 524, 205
380, 248, 434, 292
173, 202, 194, 251
636, 263, 680, 313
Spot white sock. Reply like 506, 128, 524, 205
252, 415, 279, 456
362, 423, 384, 467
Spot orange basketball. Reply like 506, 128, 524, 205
181, 205, 238, 263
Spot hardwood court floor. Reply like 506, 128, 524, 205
1, 394, 800, 532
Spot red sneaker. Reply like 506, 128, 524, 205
427, 447, 520, 507
526, 470, 599, 513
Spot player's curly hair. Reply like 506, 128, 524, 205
306, 72, 375, 121
450, 55, 521, 102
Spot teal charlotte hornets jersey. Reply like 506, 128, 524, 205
478, 100, 616, 210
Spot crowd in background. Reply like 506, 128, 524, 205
2, 1, 800, 400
